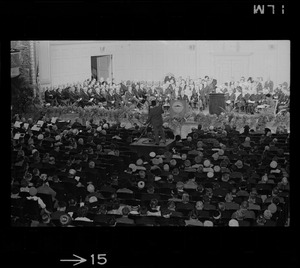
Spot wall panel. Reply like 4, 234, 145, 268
39, 41, 290, 87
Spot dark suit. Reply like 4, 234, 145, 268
146, 104, 166, 144
44, 89, 54, 104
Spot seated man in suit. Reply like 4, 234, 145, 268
44, 87, 54, 105
145, 99, 166, 145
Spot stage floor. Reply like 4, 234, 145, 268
130, 138, 176, 157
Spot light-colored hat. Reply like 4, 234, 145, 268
270, 161, 277, 169
138, 181, 145, 189
203, 220, 213, 226
268, 203, 277, 214
218, 149, 224, 156
204, 159, 211, 167
176, 181, 184, 190
149, 152, 156, 158
89, 196, 98, 203
136, 166, 146, 171
235, 160, 243, 168
69, 169, 76, 175
96, 126, 102, 132
214, 165, 221, 172
152, 158, 160, 165
87, 184, 95, 193
103, 123, 109, 129
136, 159, 143, 166
229, 219, 239, 227
264, 209, 272, 219
207, 171, 214, 178
170, 159, 177, 166
212, 153, 219, 160
129, 163, 137, 172
163, 164, 170, 171
154, 176, 162, 181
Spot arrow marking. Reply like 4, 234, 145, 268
60, 254, 87, 266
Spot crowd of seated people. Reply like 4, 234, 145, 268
42, 75, 290, 115
216, 77, 290, 114
11, 112, 290, 227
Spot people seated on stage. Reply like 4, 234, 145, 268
40, 75, 289, 118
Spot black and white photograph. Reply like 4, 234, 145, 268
3, 0, 296, 267
10, 40, 290, 228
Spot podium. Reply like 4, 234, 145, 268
209, 93, 225, 115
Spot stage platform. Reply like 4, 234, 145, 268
130, 138, 176, 157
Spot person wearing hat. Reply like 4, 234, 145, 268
37, 213, 55, 227
144, 99, 166, 145
203, 220, 214, 227
85, 184, 104, 203
211, 210, 226, 226
59, 214, 74, 227
228, 219, 239, 227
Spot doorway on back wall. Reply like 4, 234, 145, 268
91, 55, 113, 82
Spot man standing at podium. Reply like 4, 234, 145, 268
145, 99, 166, 145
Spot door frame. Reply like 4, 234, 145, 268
91, 54, 113, 81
